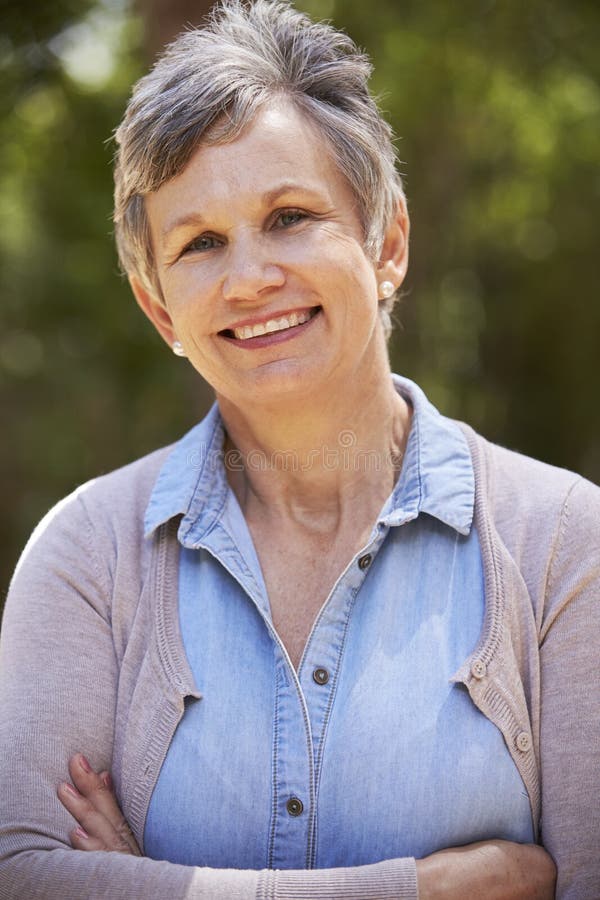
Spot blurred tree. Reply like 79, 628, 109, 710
134, 0, 215, 59
1, 0, 599, 600
320, 0, 600, 474
0, 0, 215, 599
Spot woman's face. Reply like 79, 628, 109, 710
133, 100, 408, 409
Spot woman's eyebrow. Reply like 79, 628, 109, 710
262, 182, 325, 205
161, 213, 207, 241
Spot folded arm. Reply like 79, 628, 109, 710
0, 487, 555, 900
0, 488, 417, 899
59, 752, 555, 899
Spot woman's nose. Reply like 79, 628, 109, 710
221, 232, 285, 301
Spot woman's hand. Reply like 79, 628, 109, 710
416, 840, 556, 899
59, 755, 556, 900
57, 753, 141, 855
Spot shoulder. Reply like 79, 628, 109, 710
458, 420, 600, 533
75, 443, 175, 524
9, 443, 175, 595
458, 421, 600, 622
33, 441, 174, 539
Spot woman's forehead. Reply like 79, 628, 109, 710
195, 100, 333, 174
146, 102, 350, 225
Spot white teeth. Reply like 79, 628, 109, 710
233, 309, 313, 340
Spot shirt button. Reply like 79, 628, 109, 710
471, 660, 486, 679
313, 667, 330, 685
286, 797, 304, 817
515, 731, 532, 752
358, 553, 372, 570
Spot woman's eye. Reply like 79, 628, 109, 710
276, 209, 306, 227
184, 234, 221, 254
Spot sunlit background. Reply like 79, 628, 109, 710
1, 0, 599, 595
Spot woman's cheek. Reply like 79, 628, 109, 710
163, 267, 216, 311
285, 225, 360, 266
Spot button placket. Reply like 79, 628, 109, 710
297, 543, 381, 865
269, 658, 312, 868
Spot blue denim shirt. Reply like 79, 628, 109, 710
143, 375, 534, 869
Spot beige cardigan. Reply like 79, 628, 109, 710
0, 422, 598, 899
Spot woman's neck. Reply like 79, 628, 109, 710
218, 369, 412, 535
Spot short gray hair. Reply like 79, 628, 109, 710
113, 0, 404, 335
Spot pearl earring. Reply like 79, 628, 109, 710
379, 281, 395, 299
172, 340, 187, 357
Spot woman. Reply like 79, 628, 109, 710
0, 1, 597, 897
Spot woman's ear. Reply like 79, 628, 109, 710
377, 196, 410, 289
128, 275, 177, 349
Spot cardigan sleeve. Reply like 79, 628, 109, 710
538, 476, 600, 900
0, 489, 417, 900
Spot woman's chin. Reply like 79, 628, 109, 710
215, 357, 334, 411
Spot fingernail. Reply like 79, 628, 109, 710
63, 782, 80, 798
75, 826, 89, 839
102, 771, 113, 790
78, 754, 92, 773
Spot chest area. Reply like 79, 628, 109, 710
246, 518, 375, 668
143, 531, 534, 869
256, 547, 352, 668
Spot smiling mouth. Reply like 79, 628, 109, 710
220, 306, 321, 341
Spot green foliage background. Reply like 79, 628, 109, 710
1, 0, 599, 596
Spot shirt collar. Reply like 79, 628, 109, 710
383, 375, 474, 535
144, 374, 474, 543
144, 401, 227, 542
